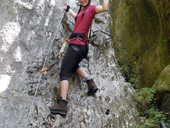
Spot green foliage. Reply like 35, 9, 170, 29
136, 87, 169, 128
138, 87, 156, 106
120, 64, 138, 86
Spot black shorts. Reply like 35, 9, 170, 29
60, 44, 88, 81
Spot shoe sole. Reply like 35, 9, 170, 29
50, 108, 67, 117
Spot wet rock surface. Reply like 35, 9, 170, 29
0, 0, 138, 127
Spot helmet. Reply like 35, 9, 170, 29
79, 0, 91, 7
87, 0, 91, 5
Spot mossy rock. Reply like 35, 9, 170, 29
111, 0, 170, 87
110, 0, 170, 120
153, 65, 170, 91
153, 65, 170, 118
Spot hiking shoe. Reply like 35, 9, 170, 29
86, 79, 98, 96
49, 98, 67, 117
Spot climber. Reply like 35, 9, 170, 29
50, 0, 109, 117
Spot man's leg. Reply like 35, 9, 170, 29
49, 80, 68, 116
49, 45, 76, 117
50, 45, 88, 116
76, 67, 89, 78
60, 80, 69, 100
76, 67, 98, 95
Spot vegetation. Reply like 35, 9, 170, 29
120, 65, 138, 86
136, 87, 170, 128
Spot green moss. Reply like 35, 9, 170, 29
111, 0, 170, 87
111, 0, 170, 120
153, 65, 170, 91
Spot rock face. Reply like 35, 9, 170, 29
0, 0, 138, 128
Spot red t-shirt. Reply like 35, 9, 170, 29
70, 5, 96, 45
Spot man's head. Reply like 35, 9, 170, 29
78, 0, 91, 7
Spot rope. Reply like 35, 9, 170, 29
27, 10, 66, 124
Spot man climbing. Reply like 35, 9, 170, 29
50, 0, 109, 117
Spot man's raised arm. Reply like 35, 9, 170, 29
95, 0, 109, 14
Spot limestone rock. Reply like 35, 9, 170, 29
0, 0, 138, 127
